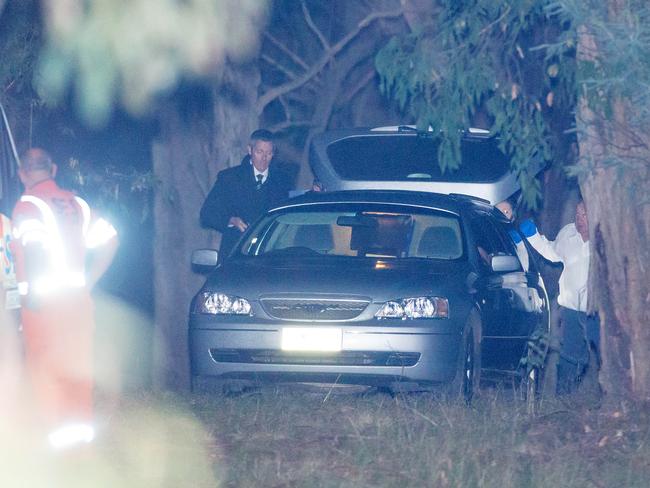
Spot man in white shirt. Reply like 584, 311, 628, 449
520, 200, 599, 393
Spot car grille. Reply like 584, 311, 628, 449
210, 349, 420, 367
260, 298, 369, 321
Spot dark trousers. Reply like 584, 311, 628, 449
557, 307, 600, 394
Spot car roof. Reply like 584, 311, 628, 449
275, 189, 495, 216
309, 126, 546, 205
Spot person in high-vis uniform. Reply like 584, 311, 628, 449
1, 212, 20, 318
1, 212, 21, 414
1, 212, 20, 312
10, 149, 119, 450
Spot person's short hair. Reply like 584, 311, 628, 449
250, 129, 274, 145
21, 148, 54, 173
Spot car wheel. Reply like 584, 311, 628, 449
448, 314, 481, 404
524, 366, 539, 415
521, 347, 543, 414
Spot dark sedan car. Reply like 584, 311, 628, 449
189, 189, 549, 400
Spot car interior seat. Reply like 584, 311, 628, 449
292, 224, 334, 253
417, 226, 461, 259
350, 214, 413, 257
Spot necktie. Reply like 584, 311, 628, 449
256, 174, 264, 190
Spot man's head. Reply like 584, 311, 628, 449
496, 199, 514, 221
19, 148, 57, 189
248, 129, 275, 173
311, 178, 323, 192
575, 200, 588, 238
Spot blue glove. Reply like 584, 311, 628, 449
508, 229, 523, 245
519, 219, 537, 238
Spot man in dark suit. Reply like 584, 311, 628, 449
200, 129, 291, 258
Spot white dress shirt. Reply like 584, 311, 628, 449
253, 167, 269, 184
527, 223, 590, 312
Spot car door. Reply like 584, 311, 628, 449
488, 218, 550, 371
470, 214, 531, 372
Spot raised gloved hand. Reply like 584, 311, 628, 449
519, 219, 538, 238
508, 229, 523, 245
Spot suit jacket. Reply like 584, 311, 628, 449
200, 157, 291, 257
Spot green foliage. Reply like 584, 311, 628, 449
544, 0, 650, 197
60, 157, 154, 226
35, 0, 270, 126
553, 1, 650, 119
376, 1, 575, 208
0, 1, 41, 101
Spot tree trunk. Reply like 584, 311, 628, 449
152, 105, 213, 391
577, 27, 650, 401
152, 61, 261, 391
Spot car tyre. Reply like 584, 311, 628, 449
521, 348, 543, 415
448, 313, 481, 404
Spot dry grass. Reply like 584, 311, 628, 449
184, 385, 650, 487
5, 385, 650, 487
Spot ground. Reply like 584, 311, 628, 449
4, 384, 648, 487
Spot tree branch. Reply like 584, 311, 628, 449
261, 53, 300, 81
338, 67, 376, 106
301, 0, 330, 50
267, 119, 314, 133
263, 32, 310, 71
256, 8, 404, 115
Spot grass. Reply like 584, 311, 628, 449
4, 384, 650, 487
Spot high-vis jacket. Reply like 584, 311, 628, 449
11, 180, 117, 301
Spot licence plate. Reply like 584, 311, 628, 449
281, 327, 342, 352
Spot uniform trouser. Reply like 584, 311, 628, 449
21, 292, 95, 429
557, 306, 600, 394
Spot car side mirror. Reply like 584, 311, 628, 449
491, 254, 520, 273
191, 249, 219, 272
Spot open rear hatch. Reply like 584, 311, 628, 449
309, 126, 544, 204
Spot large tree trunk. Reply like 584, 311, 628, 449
152, 105, 213, 391
577, 25, 650, 401
152, 62, 261, 391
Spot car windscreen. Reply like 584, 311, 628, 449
326, 134, 509, 182
239, 203, 464, 260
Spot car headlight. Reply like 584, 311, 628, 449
195, 292, 253, 315
375, 297, 448, 319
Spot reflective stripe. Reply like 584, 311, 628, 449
86, 217, 117, 248
18, 281, 29, 295
75, 196, 91, 239
18, 196, 67, 269
48, 423, 95, 450
16, 195, 78, 297
13, 218, 49, 245
76, 196, 117, 248
18, 272, 86, 297
15, 194, 115, 297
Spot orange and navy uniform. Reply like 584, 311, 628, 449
0, 212, 19, 311
10, 179, 117, 430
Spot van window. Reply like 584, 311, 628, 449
326, 135, 509, 183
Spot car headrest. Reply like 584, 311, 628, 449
417, 226, 461, 258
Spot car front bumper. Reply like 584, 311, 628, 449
189, 316, 463, 386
